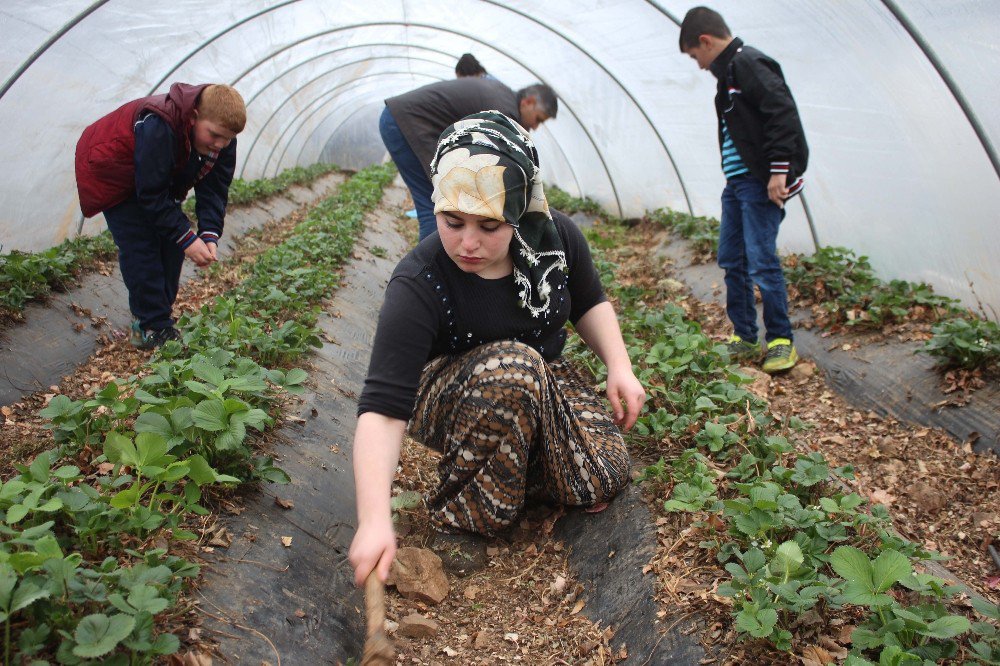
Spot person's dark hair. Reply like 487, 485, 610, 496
516, 84, 558, 119
678, 6, 731, 51
455, 53, 487, 78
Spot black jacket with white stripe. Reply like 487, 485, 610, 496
710, 37, 809, 196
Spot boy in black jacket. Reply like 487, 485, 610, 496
680, 7, 808, 373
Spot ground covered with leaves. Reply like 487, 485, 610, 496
591, 218, 1000, 664
4, 185, 998, 665
0, 169, 403, 664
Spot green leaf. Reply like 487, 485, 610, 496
134, 412, 174, 439
28, 452, 54, 483
842, 579, 893, 608
771, 541, 804, 578
871, 550, 911, 593
126, 585, 170, 615
10, 580, 50, 613
72, 613, 136, 658
151, 632, 181, 655
192, 361, 225, 387
192, 400, 228, 431
6, 504, 29, 524
259, 466, 290, 484
876, 645, 921, 666
104, 431, 138, 467
185, 455, 218, 485
284, 368, 308, 385
0, 564, 19, 609
215, 429, 241, 451
36, 497, 63, 512
391, 491, 423, 511
850, 627, 885, 650
157, 461, 190, 483
919, 614, 970, 639
735, 606, 777, 638
972, 597, 1000, 621
134, 432, 170, 467
16, 522, 55, 541
39, 394, 76, 418
52, 465, 82, 480
110, 485, 142, 509
694, 396, 717, 410
831, 546, 873, 588
133, 389, 168, 404
184, 380, 217, 398
223, 398, 249, 415
0, 478, 27, 501
34, 535, 63, 560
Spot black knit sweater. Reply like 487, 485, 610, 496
358, 210, 605, 421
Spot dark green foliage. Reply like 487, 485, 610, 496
7, 164, 396, 662
184, 163, 341, 214
783, 246, 961, 329
546, 185, 603, 216
647, 207, 719, 256
0, 233, 116, 316
921, 316, 1000, 370
569, 221, 972, 659
2, 163, 338, 322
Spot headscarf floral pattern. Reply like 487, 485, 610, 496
430, 111, 567, 318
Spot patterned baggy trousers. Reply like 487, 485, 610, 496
408, 340, 631, 535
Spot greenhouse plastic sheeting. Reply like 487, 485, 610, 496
1, 1, 998, 310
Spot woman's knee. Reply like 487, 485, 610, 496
466, 341, 547, 393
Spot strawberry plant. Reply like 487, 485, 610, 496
964, 598, 1000, 665
921, 316, 1000, 370
570, 218, 976, 658
545, 185, 604, 216
8, 164, 396, 662
832, 546, 970, 663
648, 207, 719, 256
784, 246, 960, 330
184, 163, 339, 213
0, 234, 116, 318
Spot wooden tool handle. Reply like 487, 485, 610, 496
364, 571, 386, 638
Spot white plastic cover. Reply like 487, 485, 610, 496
1, 1, 998, 310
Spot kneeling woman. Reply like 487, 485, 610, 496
349, 112, 645, 586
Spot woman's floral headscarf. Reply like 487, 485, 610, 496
430, 111, 566, 318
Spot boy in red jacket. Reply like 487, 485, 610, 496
76, 83, 246, 348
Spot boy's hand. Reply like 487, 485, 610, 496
184, 238, 215, 267
205, 242, 218, 261
767, 174, 789, 208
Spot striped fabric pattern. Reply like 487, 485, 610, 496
720, 120, 749, 179
785, 176, 805, 198
176, 229, 197, 248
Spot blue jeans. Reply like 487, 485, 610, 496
717, 174, 792, 343
379, 106, 437, 240
104, 197, 185, 331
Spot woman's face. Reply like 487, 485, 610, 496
437, 210, 514, 279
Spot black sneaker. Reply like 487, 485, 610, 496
132, 325, 181, 350
149, 327, 182, 347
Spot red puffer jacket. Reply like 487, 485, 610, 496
75, 83, 209, 217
